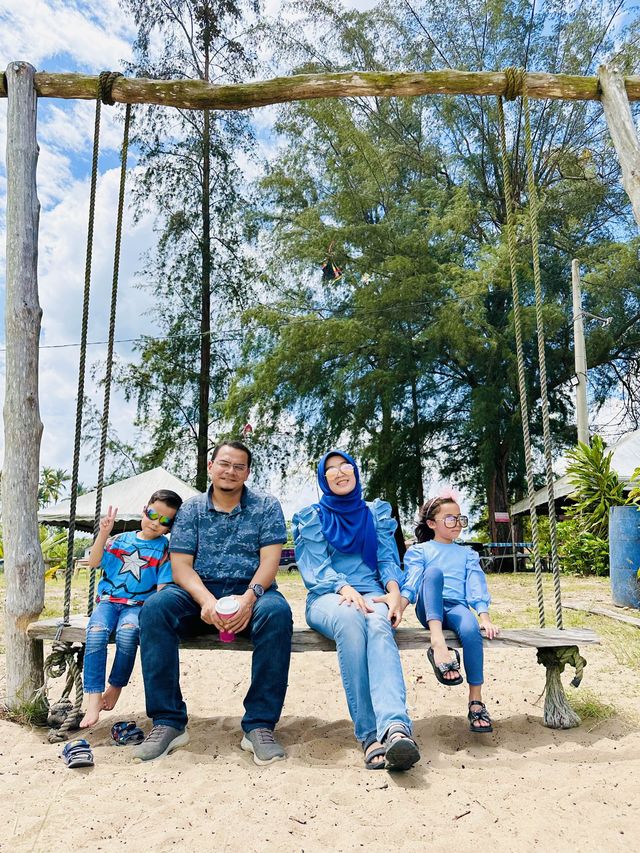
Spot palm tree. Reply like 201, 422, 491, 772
38, 467, 71, 508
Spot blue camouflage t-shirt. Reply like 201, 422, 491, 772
169, 485, 287, 582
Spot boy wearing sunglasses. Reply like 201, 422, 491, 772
80, 489, 183, 729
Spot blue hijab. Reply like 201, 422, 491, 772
315, 450, 378, 572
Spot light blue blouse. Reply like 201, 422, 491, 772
292, 499, 402, 597
401, 540, 491, 614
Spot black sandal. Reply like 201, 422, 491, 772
362, 734, 386, 770
382, 724, 420, 771
468, 700, 493, 733
427, 646, 463, 686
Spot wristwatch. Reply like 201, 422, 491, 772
248, 583, 265, 599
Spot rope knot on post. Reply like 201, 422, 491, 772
43, 640, 85, 743
98, 71, 123, 106
503, 67, 526, 101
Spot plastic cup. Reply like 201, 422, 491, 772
215, 596, 240, 643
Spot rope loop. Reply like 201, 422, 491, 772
98, 71, 123, 106
503, 66, 526, 101
43, 641, 85, 743
537, 646, 587, 688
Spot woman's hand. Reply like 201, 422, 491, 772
338, 585, 374, 615
479, 613, 500, 639
372, 589, 404, 627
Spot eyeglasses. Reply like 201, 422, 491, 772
325, 462, 355, 480
440, 514, 469, 529
144, 507, 174, 527
214, 459, 248, 473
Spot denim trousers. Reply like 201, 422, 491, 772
139, 581, 293, 732
83, 600, 141, 693
416, 566, 484, 685
306, 592, 412, 745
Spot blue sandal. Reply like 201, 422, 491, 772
60, 738, 94, 768
111, 721, 145, 746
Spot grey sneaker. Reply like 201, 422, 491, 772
240, 728, 286, 766
132, 725, 189, 763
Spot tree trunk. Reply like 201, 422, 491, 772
410, 375, 424, 506
3, 62, 45, 708
196, 107, 212, 491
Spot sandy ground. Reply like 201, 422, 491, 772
1, 580, 639, 853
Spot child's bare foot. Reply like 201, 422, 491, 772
431, 641, 461, 682
80, 693, 104, 728
101, 685, 122, 711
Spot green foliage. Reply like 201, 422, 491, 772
114, 0, 261, 486
233, 0, 640, 521
557, 516, 609, 576
38, 467, 70, 509
565, 436, 627, 538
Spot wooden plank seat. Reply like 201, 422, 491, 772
27, 616, 599, 730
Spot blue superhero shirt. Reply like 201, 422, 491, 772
96, 530, 172, 603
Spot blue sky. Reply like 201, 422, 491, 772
0, 0, 384, 517
1, 0, 634, 521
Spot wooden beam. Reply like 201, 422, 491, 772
2, 68, 640, 110
598, 64, 640, 228
3, 62, 45, 710
564, 601, 640, 629
26, 615, 600, 650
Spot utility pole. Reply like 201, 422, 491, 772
572, 259, 589, 445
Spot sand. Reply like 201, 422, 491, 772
1, 593, 639, 853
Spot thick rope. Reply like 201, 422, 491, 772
88, 103, 132, 613
497, 94, 546, 628
503, 66, 525, 101
98, 71, 123, 106
521, 90, 564, 629
43, 641, 85, 743
537, 646, 586, 687
62, 94, 102, 625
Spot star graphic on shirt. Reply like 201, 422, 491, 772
118, 549, 147, 582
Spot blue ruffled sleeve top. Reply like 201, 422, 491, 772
401, 540, 491, 614
292, 498, 402, 597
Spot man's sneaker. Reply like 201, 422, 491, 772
240, 728, 286, 766
131, 725, 189, 763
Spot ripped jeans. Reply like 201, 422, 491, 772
83, 600, 141, 694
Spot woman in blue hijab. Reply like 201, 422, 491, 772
292, 450, 420, 771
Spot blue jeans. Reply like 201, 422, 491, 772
83, 600, 141, 693
306, 592, 412, 744
416, 566, 484, 685
139, 581, 293, 732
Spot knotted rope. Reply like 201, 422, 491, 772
503, 67, 526, 101
98, 71, 123, 106
537, 646, 586, 688
44, 640, 85, 743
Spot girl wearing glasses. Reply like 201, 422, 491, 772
292, 450, 420, 771
80, 489, 183, 728
400, 496, 499, 733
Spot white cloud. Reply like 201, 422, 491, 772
1, 0, 134, 70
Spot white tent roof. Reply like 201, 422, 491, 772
39, 467, 200, 531
511, 429, 640, 516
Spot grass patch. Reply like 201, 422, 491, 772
567, 689, 617, 723
0, 695, 49, 727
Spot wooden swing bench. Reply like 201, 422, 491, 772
27, 616, 600, 730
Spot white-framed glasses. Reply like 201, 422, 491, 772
325, 462, 355, 481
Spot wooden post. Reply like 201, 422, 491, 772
599, 64, 640, 229
2, 62, 45, 710
571, 260, 589, 445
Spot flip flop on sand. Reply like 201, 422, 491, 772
427, 646, 463, 686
